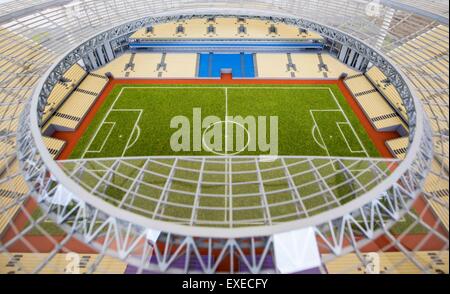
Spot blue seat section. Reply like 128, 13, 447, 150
243, 53, 255, 77
198, 53, 212, 77
198, 53, 255, 78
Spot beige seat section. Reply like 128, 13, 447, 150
386, 137, 409, 159
42, 63, 87, 122
0, 253, 127, 274
324, 251, 449, 274
290, 53, 321, 78
43, 74, 108, 133
130, 17, 323, 41
257, 53, 358, 79
129, 53, 162, 78
366, 66, 407, 120
321, 53, 358, 77
95, 53, 198, 79
162, 53, 197, 78
94, 53, 132, 77
345, 75, 407, 133
423, 159, 449, 232
0, 161, 29, 236
43, 136, 66, 159
256, 53, 292, 78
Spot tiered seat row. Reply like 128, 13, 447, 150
344, 73, 376, 93
423, 159, 449, 232
0, 28, 52, 86
366, 66, 407, 120
98, 52, 355, 79
256, 53, 294, 78
424, 159, 449, 198
388, 25, 448, 93
42, 64, 87, 123
1, 27, 54, 238
256, 53, 357, 79
0, 161, 29, 236
386, 137, 409, 159
94, 53, 197, 78
2, 251, 446, 274
292, 53, 325, 77
428, 196, 449, 232
0, 253, 127, 274
387, 24, 449, 173
43, 74, 108, 134
163, 53, 197, 78
94, 53, 133, 77
344, 75, 407, 133
434, 137, 449, 171
77, 74, 108, 94
324, 251, 448, 274
0, 139, 15, 175
320, 54, 359, 78
42, 136, 66, 159
0, 78, 38, 118
130, 53, 161, 78
387, 25, 449, 233
130, 17, 323, 40
43, 92, 95, 132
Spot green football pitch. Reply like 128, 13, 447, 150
37, 84, 426, 232
69, 84, 380, 159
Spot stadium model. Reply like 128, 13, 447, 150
0, 0, 448, 275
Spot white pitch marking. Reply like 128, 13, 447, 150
327, 88, 369, 157
309, 110, 332, 157
336, 122, 366, 154
118, 86, 332, 90
85, 122, 116, 154
126, 125, 141, 151
225, 87, 228, 155
121, 109, 143, 157
82, 87, 126, 158
311, 125, 327, 151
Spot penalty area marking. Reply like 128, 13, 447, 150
336, 122, 366, 154
110, 109, 144, 157
309, 109, 339, 157
81, 87, 127, 158
310, 109, 369, 158
85, 122, 115, 154
327, 88, 369, 158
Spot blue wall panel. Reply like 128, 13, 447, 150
198, 53, 255, 78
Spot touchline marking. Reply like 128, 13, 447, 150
225, 87, 228, 155
119, 86, 333, 90
111, 109, 144, 112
